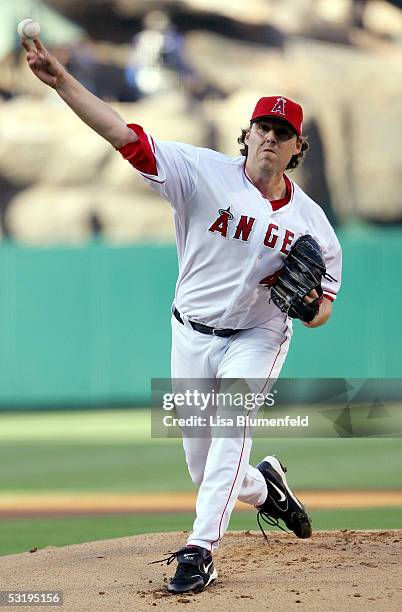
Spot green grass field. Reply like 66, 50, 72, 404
1, 410, 401, 556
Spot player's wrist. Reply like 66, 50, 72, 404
303, 300, 331, 328
54, 68, 71, 92
302, 318, 316, 328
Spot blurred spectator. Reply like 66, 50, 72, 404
124, 10, 195, 100
66, 39, 135, 102
66, 36, 98, 94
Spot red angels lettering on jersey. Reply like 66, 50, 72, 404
208, 210, 256, 242
117, 124, 342, 329
208, 207, 234, 238
281, 230, 295, 254
233, 215, 256, 241
263, 225, 294, 255
209, 211, 295, 254
263, 223, 279, 248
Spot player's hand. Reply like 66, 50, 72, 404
21, 37, 66, 88
303, 289, 319, 304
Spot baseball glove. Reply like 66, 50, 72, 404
270, 235, 334, 323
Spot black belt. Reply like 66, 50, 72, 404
173, 307, 239, 337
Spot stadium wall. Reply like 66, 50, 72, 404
0, 230, 400, 409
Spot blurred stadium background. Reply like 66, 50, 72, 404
0, 0, 401, 556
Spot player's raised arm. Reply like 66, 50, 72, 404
21, 37, 137, 149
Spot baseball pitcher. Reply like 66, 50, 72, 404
23, 36, 342, 595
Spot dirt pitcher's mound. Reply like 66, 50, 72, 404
0, 530, 401, 611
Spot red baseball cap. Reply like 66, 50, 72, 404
250, 96, 303, 136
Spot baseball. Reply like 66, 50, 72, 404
18, 19, 41, 39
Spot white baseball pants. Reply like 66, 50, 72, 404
170, 312, 292, 551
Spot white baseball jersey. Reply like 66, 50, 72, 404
118, 124, 342, 330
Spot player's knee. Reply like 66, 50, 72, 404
186, 462, 205, 486
191, 473, 203, 486
190, 468, 204, 486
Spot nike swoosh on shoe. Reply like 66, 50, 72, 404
267, 479, 289, 510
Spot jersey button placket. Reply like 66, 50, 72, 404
221, 211, 268, 327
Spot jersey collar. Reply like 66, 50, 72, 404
243, 164, 294, 212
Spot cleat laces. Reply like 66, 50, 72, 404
149, 550, 182, 566
256, 510, 290, 540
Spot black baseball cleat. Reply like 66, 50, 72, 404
256, 455, 312, 539
152, 545, 217, 594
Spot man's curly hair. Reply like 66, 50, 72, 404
237, 124, 309, 170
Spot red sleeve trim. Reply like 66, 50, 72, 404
323, 293, 335, 302
117, 124, 157, 176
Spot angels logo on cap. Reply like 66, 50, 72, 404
250, 95, 303, 136
271, 97, 286, 116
